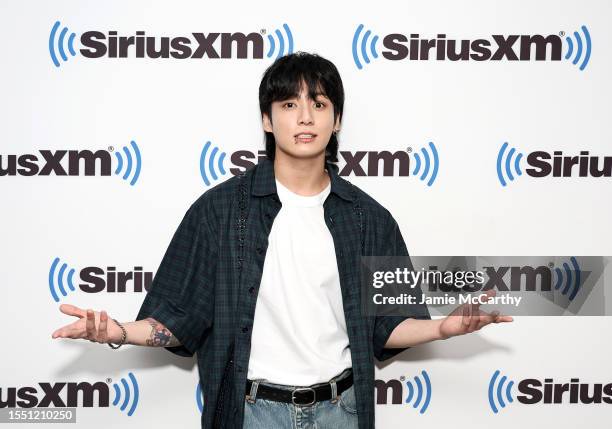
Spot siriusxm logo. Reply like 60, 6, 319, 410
195, 382, 204, 413
49, 21, 294, 67
199, 141, 440, 187
496, 142, 612, 186
48, 257, 153, 303
488, 370, 612, 413
352, 24, 591, 71
426, 257, 582, 301
0, 141, 141, 185
0, 373, 139, 416
375, 370, 432, 414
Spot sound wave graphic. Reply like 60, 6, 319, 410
352, 24, 380, 70
112, 372, 139, 417
200, 140, 227, 186
49, 21, 77, 68
267, 24, 294, 59
411, 142, 439, 186
553, 256, 582, 301
114, 140, 142, 186
49, 257, 77, 303
404, 370, 432, 414
564, 25, 592, 71
496, 142, 523, 187
488, 370, 515, 413
195, 382, 204, 413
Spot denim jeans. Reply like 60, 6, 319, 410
242, 369, 358, 429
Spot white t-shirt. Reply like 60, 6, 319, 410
246, 176, 352, 386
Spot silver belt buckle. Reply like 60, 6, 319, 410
291, 387, 316, 406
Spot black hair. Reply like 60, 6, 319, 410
258, 51, 345, 163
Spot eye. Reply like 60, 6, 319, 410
314, 101, 326, 109
282, 102, 295, 108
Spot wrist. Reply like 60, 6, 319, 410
108, 319, 127, 349
435, 318, 449, 341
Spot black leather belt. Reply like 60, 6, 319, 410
246, 369, 353, 406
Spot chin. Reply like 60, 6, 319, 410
281, 145, 326, 160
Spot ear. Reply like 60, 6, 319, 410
262, 113, 273, 133
333, 115, 341, 132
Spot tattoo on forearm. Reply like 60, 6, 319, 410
145, 318, 180, 347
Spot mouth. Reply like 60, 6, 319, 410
294, 133, 317, 143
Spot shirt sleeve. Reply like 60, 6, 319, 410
372, 212, 431, 362
135, 199, 217, 357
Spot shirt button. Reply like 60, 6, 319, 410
256, 247, 264, 255
241, 326, 249, 333
249, 286, 255, 294
265, 213, 272, 220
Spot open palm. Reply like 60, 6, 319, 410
51, 304, 121, 344
439, 289, 514, 340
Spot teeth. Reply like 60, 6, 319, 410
297, 134, 314, 138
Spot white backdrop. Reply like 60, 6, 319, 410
1, 0, 611, 427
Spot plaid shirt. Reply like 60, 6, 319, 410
136, 157, 430, 428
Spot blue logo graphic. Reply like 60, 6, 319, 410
200, 141, 227, 186
49, 257, 77, 303
404, 370, 432, 414
267, 24, 294, 60
553, 256, 582, 301
114, 140, 142, 186
564, 25, 592, 71
195, 382, 204, 413
352, 24, 380, 70
488, 370, 515, 413
411, 142, 439, 186
49, 20, 77, 68
112, 372, 139, 417
496, 142, 523, 187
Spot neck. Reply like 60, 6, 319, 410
273, 152, 330, 197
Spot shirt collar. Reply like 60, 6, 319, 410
251, 157, 354, 202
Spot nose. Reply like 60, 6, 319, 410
297, 101, 314, 126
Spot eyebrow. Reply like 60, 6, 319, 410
282, 92, 327, 101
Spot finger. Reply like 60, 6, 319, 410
484, 289, 496, 298
462, 303, 471, 328
85, 310, 96, 339
59, 304, 86, 318
494, 315, 514, 323
53, 320, 85, 339
98, 311, 108, 343
468, 305, 481, 331
476, 310, 499, 330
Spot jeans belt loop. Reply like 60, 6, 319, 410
330, 378, 339, 404
246, 379, 261, 404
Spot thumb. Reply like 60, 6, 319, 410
59, 304, 86, 318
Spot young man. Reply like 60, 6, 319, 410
52, 52, 512, 429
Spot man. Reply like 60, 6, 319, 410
52, 51, 512, 428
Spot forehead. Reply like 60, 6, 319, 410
280, 79, 329, 100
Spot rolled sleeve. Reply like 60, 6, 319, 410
136, 199, 217, 357
372, 212, 431, 362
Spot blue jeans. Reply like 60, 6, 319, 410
242, 370, 358, 429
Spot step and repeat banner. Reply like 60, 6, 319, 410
1, 0, 611, 427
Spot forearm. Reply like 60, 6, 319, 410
385, 318, 444, 348
121, 318, 182, 347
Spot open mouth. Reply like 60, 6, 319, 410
294, 133, 317, 143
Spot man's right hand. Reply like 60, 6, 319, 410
52, 304, 123, 344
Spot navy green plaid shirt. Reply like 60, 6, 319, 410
136, 157, 430, 428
